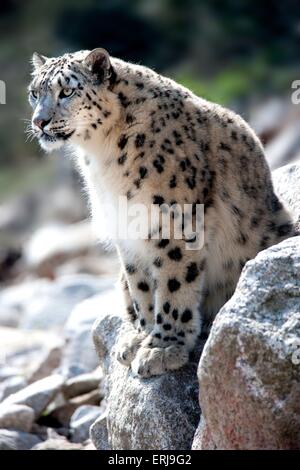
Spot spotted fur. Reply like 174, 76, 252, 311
28, 48, 295, 377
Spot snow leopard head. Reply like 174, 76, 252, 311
28, 48, 117, 151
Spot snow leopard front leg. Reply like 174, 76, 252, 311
116, 261, 154, 366
131, 241, 205, 377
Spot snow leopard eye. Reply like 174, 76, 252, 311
59, 88, 74, 99
30, 90, 38, 100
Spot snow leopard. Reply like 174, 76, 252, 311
28, 48, 295, 377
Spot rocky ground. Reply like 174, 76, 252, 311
0, 176, 119, 450
0, 111, 300, 449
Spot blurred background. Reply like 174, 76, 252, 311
0, 0, 300, 447
1, 0, 300, 285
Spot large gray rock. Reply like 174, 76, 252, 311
1, 374, 64, 418
92, 289, 202, 450
192, 416, 216, 450
0, 429, 42, 450
196, 236, 300, 450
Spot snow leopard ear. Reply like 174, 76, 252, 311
84, 48, 111, 82
32, 52, 48, 70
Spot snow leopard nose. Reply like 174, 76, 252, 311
33, 117, 51, 130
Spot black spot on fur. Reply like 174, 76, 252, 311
172, 309, 178, 320
127, 305, 136, 320
139, 166, 148, 179
270, 194, 283, 212
181, 309, 192, 323
180, 160, 187, 171
163, 323, 172, 331
118, 134, 128, 150
237, 232, 248, 245
185, 176, 196, 189
169, 175, 177, 188
125, 264, 136, 274
231, 205, 243, 219
260, 235, 270, 249
157, 239, 169, 249
137, 281, 149, 292
219, 142, 231, 152
156, 313, 163, 324
173, 130, 183, 145
126, 114, 134, 124
277, 223, 293, 237
152, 154, 165, 173
135, 133, 146, 148
168, 278, 181, 292
118, 92, 130, 108
153, 257, 163, 267
118, 154, 127, 165
153, 195, 165, 206
185, 262, 199, 283
251, 216, 259, 228
167, 247, 182, 261
163, 302, 171, 314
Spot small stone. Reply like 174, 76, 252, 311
1, 374, 64, 418
32, 438, 83, 450
0, 429, 41, 450
0, 366, 21, 383
0, 404, 35, 432
0, 376, 27, 401
28, 346, 62, 384
70, 405, 103, 443
62, 368, 103, 399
